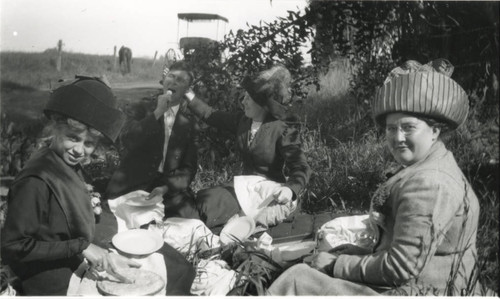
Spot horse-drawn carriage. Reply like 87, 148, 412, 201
165, 13, 228, 66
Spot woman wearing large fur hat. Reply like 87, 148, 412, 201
268, 59, 481, 295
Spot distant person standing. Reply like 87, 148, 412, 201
118, 46, 132, 74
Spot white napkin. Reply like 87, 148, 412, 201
316, 214, 379, 252
67, 252, 167, 296
108, 190, 165, 232
190, 259, 238, 296
233, 175, 283, 218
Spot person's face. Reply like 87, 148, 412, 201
163, 70, 191, 105
385, 113, 440, 166
50, 125, 99, 166
241, 93, 268, 121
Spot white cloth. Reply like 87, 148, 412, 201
316, 214, 379, 252
148, 217, 220, 260
67, 252, 167, 296
158, 104, 179, 172
108, 190, 165, 232
190, 259, 238, 296
234, 175, 296, 228
233, 175, 282, 218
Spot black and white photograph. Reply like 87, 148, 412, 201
0, 0, 498, 296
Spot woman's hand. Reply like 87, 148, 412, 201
83, 244, 141, 283
82, 243, 109, 270
304, 252, 338, 275
272, 186, 293, 204
147, 185, 168, 200
329, 243, 372, 256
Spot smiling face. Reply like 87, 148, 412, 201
241, 93, 268, 121
49, 121, 100, 166
385, 113, 440, 166
162, 69, 192, 106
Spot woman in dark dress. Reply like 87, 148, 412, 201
185, 65, 311, 229
0, 76, 140, 295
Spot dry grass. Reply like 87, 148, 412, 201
0, 50, 164, 90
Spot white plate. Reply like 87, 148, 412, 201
220, 216, 255, 245
279, 241, 317, 261
123, 190, 162, 207
112, 229, 163, 255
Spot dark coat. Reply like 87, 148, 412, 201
106, 101, 198, 200
1, 148, 94, 295
188, 97, 311, 196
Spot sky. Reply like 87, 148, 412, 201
1, 0, 307, 58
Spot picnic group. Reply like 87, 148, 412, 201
0, 58, 485, 296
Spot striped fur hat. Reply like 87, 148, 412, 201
372, 59, 469, 129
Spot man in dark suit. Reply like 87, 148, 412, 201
106, 61, 199, 219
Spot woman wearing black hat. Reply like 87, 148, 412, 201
0, 77, 140, 295
185, 65, 311, 229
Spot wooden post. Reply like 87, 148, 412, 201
152, 50, 158, 67
56, 39, 63, 71
113, 46, 117, 71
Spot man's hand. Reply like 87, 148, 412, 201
272, 186, 293, 204
154, 91, 172, 119
147, 186, 168, 200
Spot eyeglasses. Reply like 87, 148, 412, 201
385, 124, 419, 136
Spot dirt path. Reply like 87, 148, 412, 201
111, 81, 162, 89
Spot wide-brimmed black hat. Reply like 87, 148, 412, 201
44, 75, 126, 142
240, 65, 292, 120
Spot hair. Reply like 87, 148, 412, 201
169, 61, 194, 85
44, 113, 104, 140
417, 115, 452, 135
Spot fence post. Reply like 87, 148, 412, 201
113, 46, 117, 71
56, 39, 63, 71
152, 50, 158, 67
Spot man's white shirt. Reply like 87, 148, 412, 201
158, 104, 180, 173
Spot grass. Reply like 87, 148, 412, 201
0, 52, 498, 294
1, 49, 165, 90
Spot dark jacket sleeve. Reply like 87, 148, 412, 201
187, 96, 241, 135
120, 114, 163, 151
164, 122, 198, 196
279, 125, 312, 197
1, 178, 89, 264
